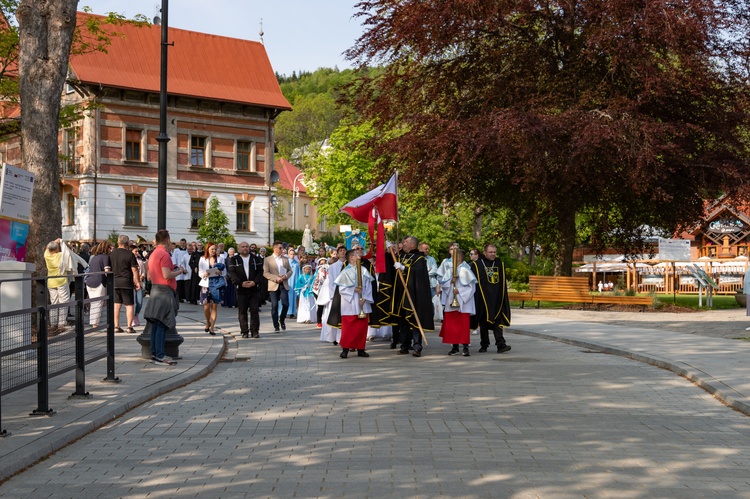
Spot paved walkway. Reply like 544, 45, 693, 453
508, 308, 750, 415
0, 304, 749, 497
0, 303, 226, 481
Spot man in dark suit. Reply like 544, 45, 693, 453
263, 240, 292, 332
228, 241, 264, 338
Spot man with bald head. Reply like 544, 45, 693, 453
389, 236, 434, 357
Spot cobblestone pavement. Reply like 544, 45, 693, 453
1, 322, 749, 498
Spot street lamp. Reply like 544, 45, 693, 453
262, 194, 279, 245
291, 172, 304, 230
156, 0, 170, 230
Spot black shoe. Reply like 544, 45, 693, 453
274, 327, 280, 333
357, 350, 369, 357
389, 342, 398, 349
498, 345, 511, 353
447, 347, 460, 356
241, 333, 249, 338
412, 350, 422, 357
280, 322, 286, 331
340, 350, 348, 358
332, 340, 338, 346
205, 327, 210, 332
462, 347, 470, 357
251, 333, 260, 338
478, 347, 488, 353
397, 349, 409, 355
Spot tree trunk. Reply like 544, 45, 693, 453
528, 238, 535, 266
17, 0, 79, 275
553, 208, 576, 276
472, 206, 483, 241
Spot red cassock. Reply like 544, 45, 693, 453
340, 315, 369, 350
440, 310, 470, 345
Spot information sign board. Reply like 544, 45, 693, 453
658, 238, 691, 261
0, 163, 34, 262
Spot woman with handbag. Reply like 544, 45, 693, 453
198, 242, 225, 335
85, 241, 113, 327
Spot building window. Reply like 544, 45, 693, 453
320, 215, 327, 232
125, 194, 142, 226
236, 141, 256, 171
191, 136, 207, 166
125, 128, 142, 161
303, 203, 309, 217
237, 202, 251, 231
191, 198, 206, 228
64, 129, 76, 174
66, 194, 76, 225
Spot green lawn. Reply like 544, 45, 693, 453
653, 293, 741, 310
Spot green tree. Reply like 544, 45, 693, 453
275, 67, 373, 162
197, 197, 232, 248
275, 93, 341, 160
303, 120, 378, 225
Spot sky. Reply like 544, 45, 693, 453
89, 1, 366, 76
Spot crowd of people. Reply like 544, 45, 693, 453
44, 232, 512, 365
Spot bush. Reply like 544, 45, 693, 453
273, 229, 304, 246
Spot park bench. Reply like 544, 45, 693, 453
528, 275, 593, 307
590, 295, 653, 307
508, 291, 533, 307
509, 276, 653, 309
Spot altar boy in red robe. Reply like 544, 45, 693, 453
439, 249, 477, 357
335, 249, 375, 358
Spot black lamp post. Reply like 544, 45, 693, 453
156, 0, 170, 230
137, 0, 184, 359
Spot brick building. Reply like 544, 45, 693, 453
3, 15, 291, 246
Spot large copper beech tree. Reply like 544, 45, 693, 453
17, 0, 78, 271
346, 0, 750, 275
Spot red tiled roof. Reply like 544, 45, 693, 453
69, 14, 291, 110
0, 103, 20, 119
275, 158, 307, 193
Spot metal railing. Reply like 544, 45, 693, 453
0, 272, 117, 437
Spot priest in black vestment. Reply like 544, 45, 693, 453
389, 236, 434, 357
470, 243, 511, 353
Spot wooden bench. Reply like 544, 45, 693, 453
591, 295, 653, 307
508, 291, 533, 308
511, 276, 653, 309
527, 276, 593, 307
